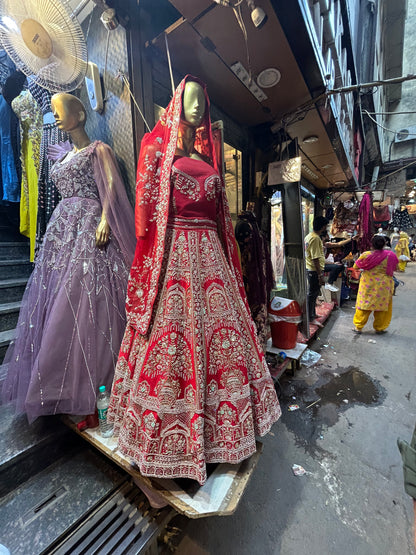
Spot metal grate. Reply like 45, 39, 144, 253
45, 480, 175, 555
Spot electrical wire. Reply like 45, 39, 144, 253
363, 110, 416, 136
117, 71, 151, 132
361, 159, 416, 188
233, 4, 252, 83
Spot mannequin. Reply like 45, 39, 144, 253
2, 93, 135, 423
107, 76, 281, 486
12, 88, 42, 261
390, 227, 400, 251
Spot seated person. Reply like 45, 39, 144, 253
322, 233, 352, 292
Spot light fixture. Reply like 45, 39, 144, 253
321, 163, 333, 170
301, 163, 319, 181
302, 135, 319, 144
247, 0, 268, 28
230, 61, 268, 102
212, 0, 267, 28
334, 180, 345, 185
257, 68, 281, 88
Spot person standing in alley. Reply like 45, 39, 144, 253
352, 235, 398, 334
305, 216, 329, 327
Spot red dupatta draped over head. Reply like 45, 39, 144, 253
126, 75, 247, 335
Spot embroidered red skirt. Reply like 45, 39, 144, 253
108, 217, 281, 484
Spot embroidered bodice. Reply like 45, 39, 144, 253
50, 141, 100, 201
170, 156, 221, 221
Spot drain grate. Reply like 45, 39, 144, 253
45, 480, 175, 555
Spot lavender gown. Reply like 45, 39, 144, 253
2, 141, 135, 422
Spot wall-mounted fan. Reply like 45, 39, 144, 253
0, 0, 118, 111
0, 0, 88, 92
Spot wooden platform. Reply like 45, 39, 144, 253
63, 416, 263, 519
266, 339, 308, 376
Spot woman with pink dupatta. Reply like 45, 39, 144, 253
352, 235, 398, 334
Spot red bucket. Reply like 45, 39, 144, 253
269, 297, 302, 350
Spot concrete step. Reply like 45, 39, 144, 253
0, 403, 76, 498
0, 446, 127, 555
0, 241, 30, 261
0, 277, 28, 303
0, 329, 14, 365
0, 259, 33, 280
0, 301, 21, 332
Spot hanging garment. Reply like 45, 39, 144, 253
28, 81, 71, 247
235, 211, 274, 350
330, 201, 359, 236
373, 204, 390, 226
392, 208, 412, 230
12, 90, 42, 261
2, 141, 135, 423
0, 94, 20, 202
357, 191, 374, 253
107, 76, 281, 485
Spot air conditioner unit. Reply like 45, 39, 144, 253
394, 125, 416, 143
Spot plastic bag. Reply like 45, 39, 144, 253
399, 255, 410, 261
300, 349, 321, 367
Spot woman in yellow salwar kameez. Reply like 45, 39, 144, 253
395, 231, 410, 272
353, 235, 398, 334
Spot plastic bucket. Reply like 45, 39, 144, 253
268, 297, 302, 350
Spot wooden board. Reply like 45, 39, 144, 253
63, 416, 263, 519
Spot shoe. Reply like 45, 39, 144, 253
352, 327, 362, 334
375, 330, 387, 335
325, 283, 339, 292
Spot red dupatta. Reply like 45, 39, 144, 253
126, 75, 247, 334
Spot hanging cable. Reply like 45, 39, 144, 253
117, 71, 151, 132
363, 110, 416, 136
164, 33, 175, 97
233, 4, 252, 83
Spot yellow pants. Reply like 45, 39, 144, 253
353, 299, 393, 332
398, 260, 407, 272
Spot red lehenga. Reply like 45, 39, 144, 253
108, 76, 281, 485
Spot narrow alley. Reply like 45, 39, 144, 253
175, 264, 416, 555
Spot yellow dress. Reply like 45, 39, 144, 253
12, 91, 42, 261
353, 251, 394, 332
395, 233, 410, 272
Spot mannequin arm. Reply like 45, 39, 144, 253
95, 144, 114, 248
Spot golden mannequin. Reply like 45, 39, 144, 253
51, 93, 110, 248
175, 80, 206, 160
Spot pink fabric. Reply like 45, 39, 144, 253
355, 249, 398, 276
358, 191, 374, 253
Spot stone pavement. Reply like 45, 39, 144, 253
175, 263, 416, 555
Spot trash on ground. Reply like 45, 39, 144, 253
292, 396, 296, 400
323, 344, 329, 348
292, 464, 307, 476
300, 349, 321, 367
343, 399, 349, 404
319, 434, 324, 439
305, 398, 321, 409
288, 404, 300, 411
368, 339, 377, 344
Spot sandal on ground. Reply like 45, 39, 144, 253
375, 330, 387, 335
352, 327, 362, 334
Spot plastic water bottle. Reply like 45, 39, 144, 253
97, 385, 113, 437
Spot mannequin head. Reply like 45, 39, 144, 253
182, 80, 206, 127
394, 227, 399, 233
51, 93, 87, 132
3, 71, 26, 104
